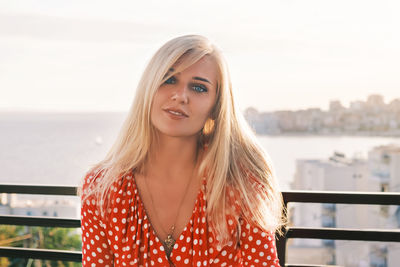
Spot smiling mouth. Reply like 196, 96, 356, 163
164, 109, 188, 117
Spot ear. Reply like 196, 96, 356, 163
202, 118, 215, 135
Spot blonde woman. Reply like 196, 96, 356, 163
80, 35, 284, 266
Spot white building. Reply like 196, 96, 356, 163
367, 144, 400, 267
0, 194, 80, 218
368, 144, 400, 192
289, 149, 400, 266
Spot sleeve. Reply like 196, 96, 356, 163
81, 171, 114, 266
239, 217, 281, 267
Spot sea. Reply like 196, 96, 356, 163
1, 112, 399, 190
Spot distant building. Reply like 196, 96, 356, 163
368, 144, 400, 267
329, 100, 345, 112
349, 100, 366, 111
368, 144, 400, 192
244, 107, 280, 134
388, 99, 400, 112
367, 94, 385, 107
244, 94, 400, 136
366, 95, 385, 114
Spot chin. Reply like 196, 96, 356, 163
157, 128, 199, 139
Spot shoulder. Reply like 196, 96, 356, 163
108, 171, 136, 200
81, 168, 105, 198
81, 168, 134, 196
81, 169, 135, 218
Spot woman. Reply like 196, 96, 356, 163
80, 35, 285, 266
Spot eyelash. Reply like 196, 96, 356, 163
164, 76, 208, 93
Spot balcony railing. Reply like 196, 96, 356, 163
278, 191, 400, 267
0, 184, 81, 262
0, 184, 399, 266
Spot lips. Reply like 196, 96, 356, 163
163, 108, 189, 118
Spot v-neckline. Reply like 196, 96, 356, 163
130, 171, 205, 259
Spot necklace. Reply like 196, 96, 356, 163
143, 167, 196, 257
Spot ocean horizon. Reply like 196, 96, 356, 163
1, 112, 399, 190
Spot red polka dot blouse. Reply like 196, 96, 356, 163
81, 171, 281, 266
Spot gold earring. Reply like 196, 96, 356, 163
202, 118, 215, 135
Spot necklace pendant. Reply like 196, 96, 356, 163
164, 234, 175, 255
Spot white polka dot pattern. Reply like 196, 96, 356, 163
238, 218, 280, 267
81, 172, 114, 266
81, 171, 281, 266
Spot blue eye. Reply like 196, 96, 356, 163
164, 76, 176, 84
192, 84, 208, 93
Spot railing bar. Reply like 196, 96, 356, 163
285, 264, 343, 267
2, 185, 400, 202
283, 191, 400, 205
285, 265, 345, 267
0, 184, 78, 196
0, 215, 81, 228
0, 246, 82, 261
287, 227, 400, 242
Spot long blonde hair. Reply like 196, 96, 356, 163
80, 34, 285, 244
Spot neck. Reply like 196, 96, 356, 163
144, 134, 200, 182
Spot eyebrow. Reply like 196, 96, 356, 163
193, 77, 211, 84
168, 68, 212, 85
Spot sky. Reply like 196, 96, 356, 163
1, 0, 399, 113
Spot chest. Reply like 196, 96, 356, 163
134, 174, 204, 243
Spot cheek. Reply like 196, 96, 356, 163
195, 101, 215, 123
151, 91, 164, 112
205, 95, 217, 117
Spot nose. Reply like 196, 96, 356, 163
171, 85, 189, 104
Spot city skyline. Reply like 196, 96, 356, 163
245, 94, 400, 136
246, 93, 400, 112
1, 0, 399, 112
